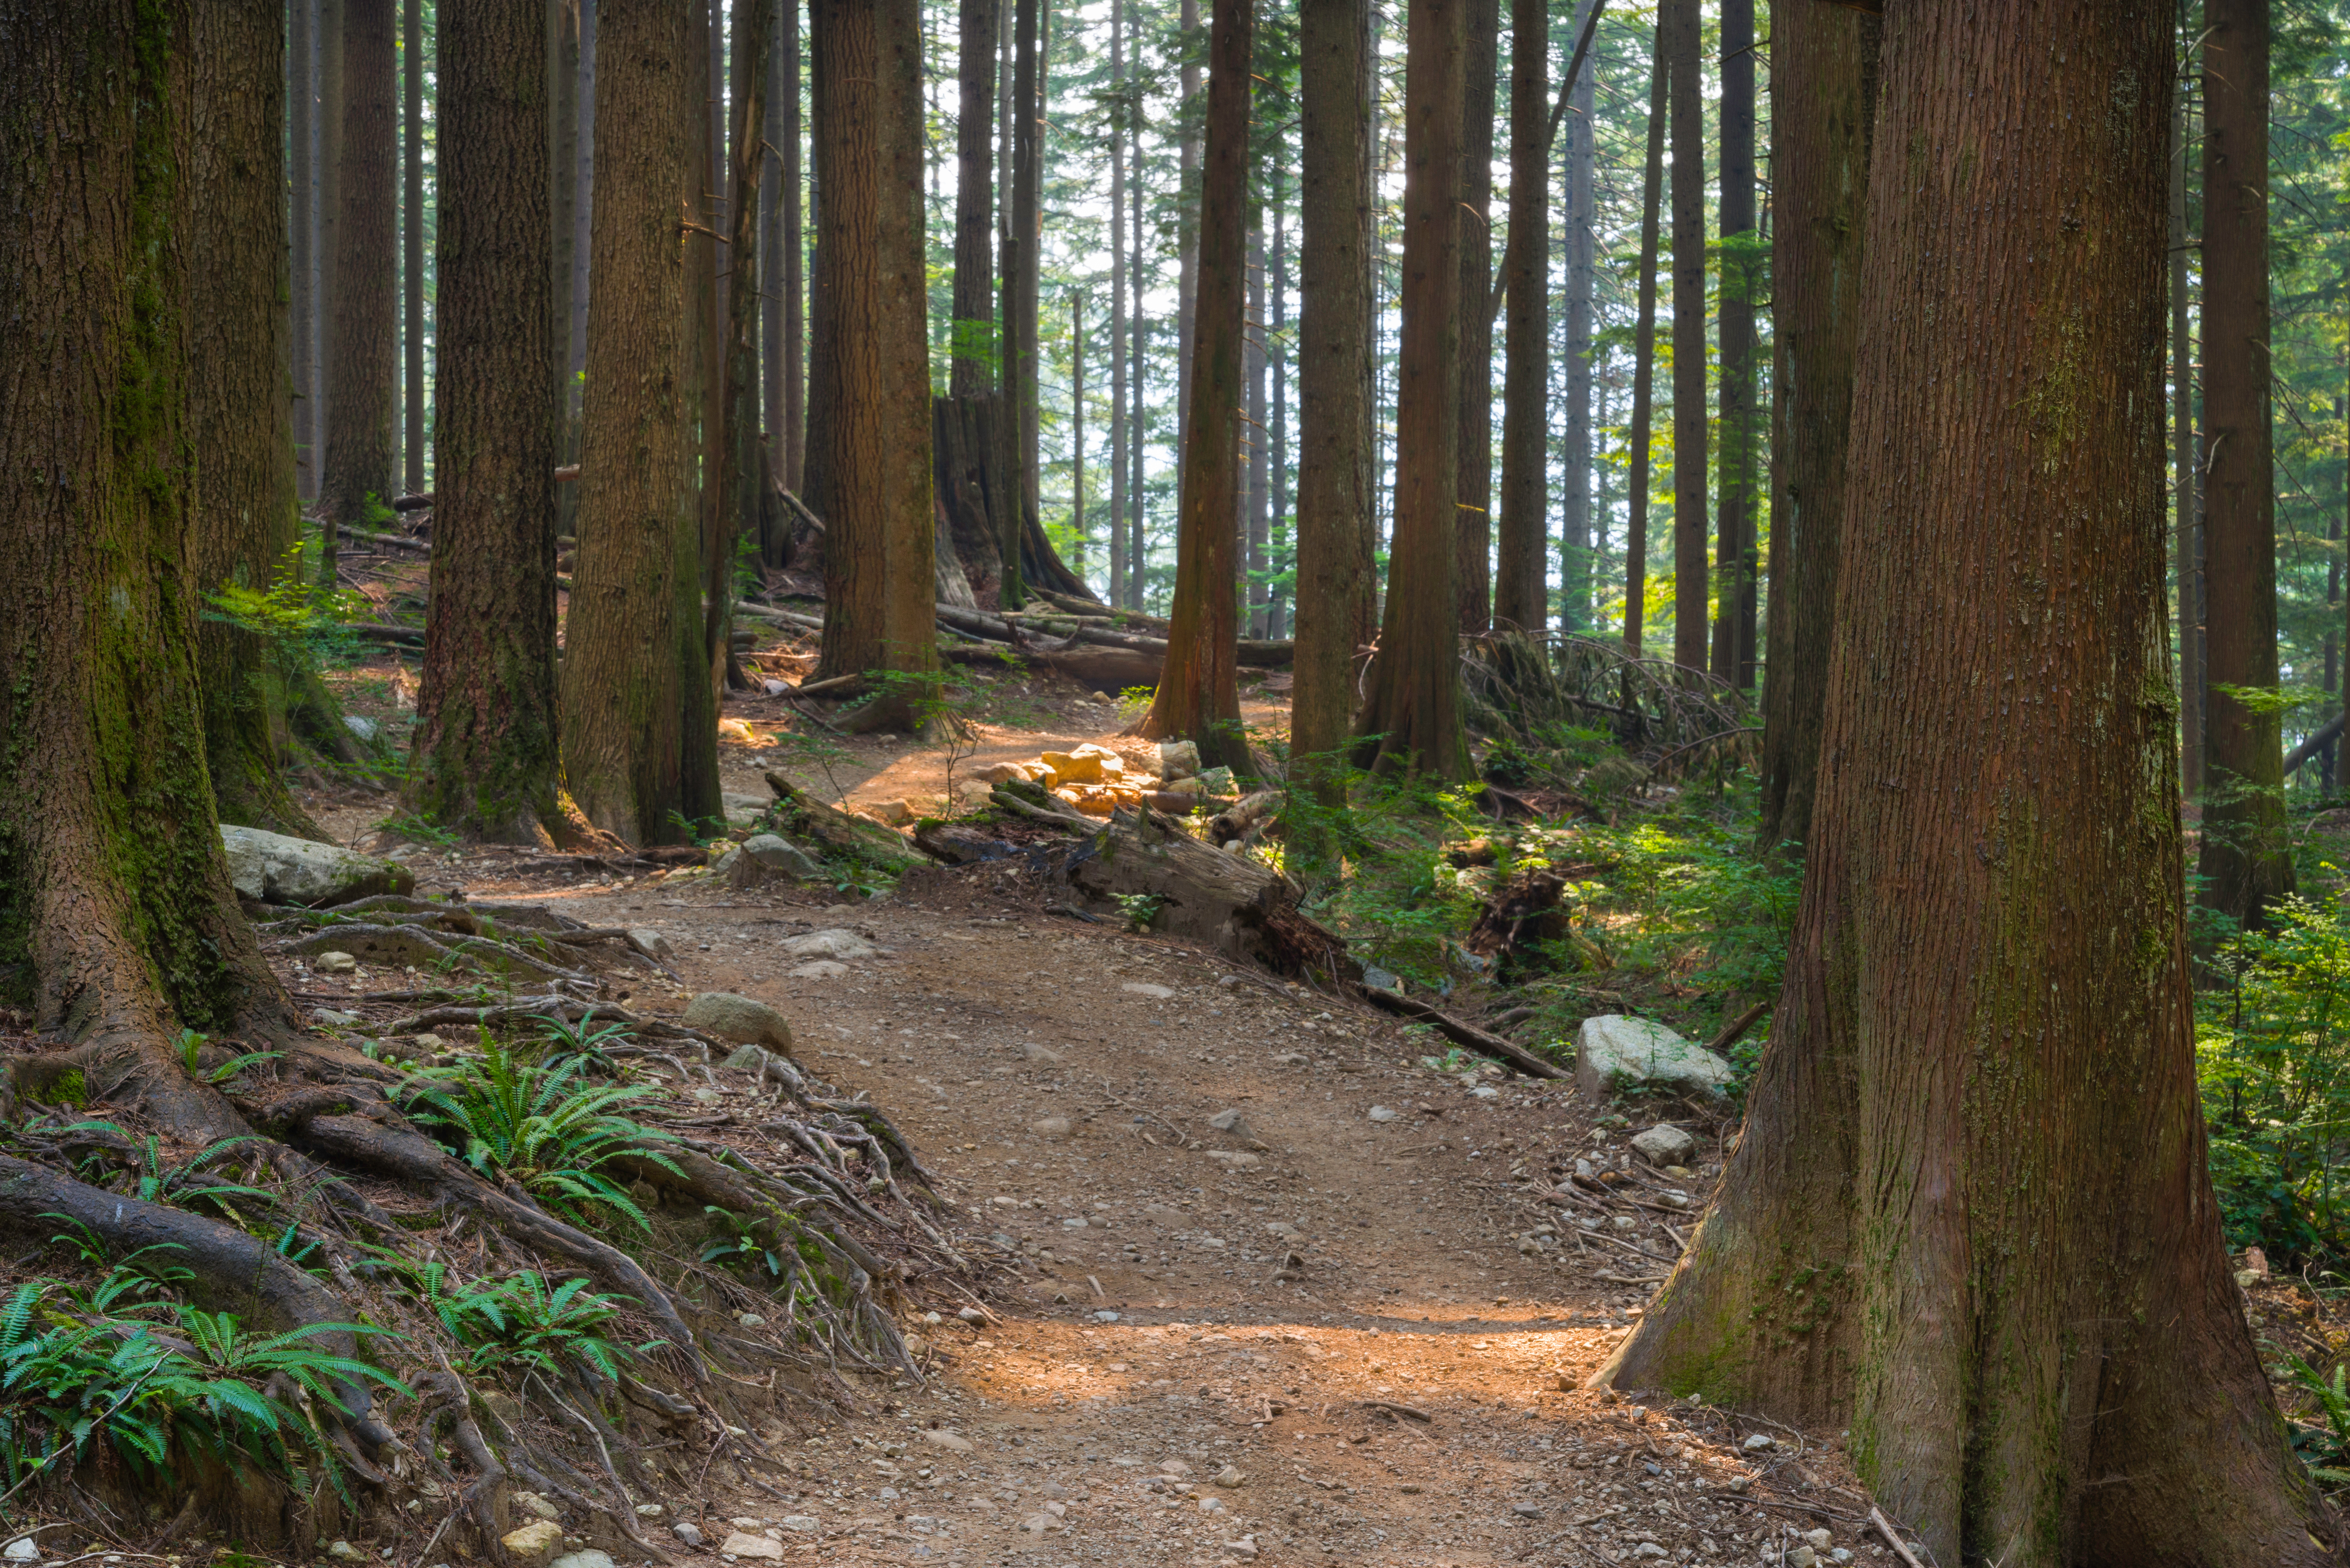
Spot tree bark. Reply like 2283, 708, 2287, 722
2196, 0, 2292, 927
1453, 0, 1497, 636
810, 0, 939, 726
1664, 0, 1705, 670
1755, 0, 1876, 853
563, 0, 709, 844
322, 0, 399, 558
1354, 0, 1466, 780
1268, 178, 1292, 641
572, 0, 595, 439
293, 0, 319, 502
1619, 28, 1665, 653
1247, 212, 1270, 638
1135, 0, 1253, 776
409, 0, 564, 846
1292, 0, 1376, 779
1003, 0, 1042, 608
1709, 0, 1755, 688
1110, 0, 1130, 608
2173, 74, 2202, 798
548, 0, 579, 501
1494, 0, 1548, 633
193, 0, 324, 841
951, 0, 1000, 402
779, 0, 807, 494
1176, 0, 1202, 463
1073, 294, 1087, 576
404, 0, 426, 498
319, 0, 345, 520
1603, 4, 2336, 1558
1562, 62, 1594, 630
0, 0, 293, 1062
710, 0, 774, 695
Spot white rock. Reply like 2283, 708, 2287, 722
313, 951, 358, 975
1121, 981, 1176, 999
550, 1552, 615, 1568
1575, 1014, 1734, 1104
1742, 1433, 1775, 1452
783, 928, 883, 961
1787, 1549, 1818, 1568
511, 1492, 562, 1522
219, 824, 414, 906
633, 1504, 664, 1519
3, 1539, 37, 1563
788, 960, 850, 980
683, 992, 794, 1054
1631, 1124, 1700, 1166
1367, 1106, 1399, 1123
671, 1524, 704, 1548
1032, 1115, 1073, 1139
1157, 739, 1202, 781
778, 1517, 819, 1534
918, 1428, 976, 1452
1206, 1108, 1249, 1134
1205, 1151, 1262, 1171
326, 1542, 363, 1561
626, 927, 676, 960
1215, 1465, 1244, 1488
716, 1534, 785, 1561
1222, 1537, 1259, 1559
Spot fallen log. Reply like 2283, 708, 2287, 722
1351, 982, 1570, 1080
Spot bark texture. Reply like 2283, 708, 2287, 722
1606, 5, 2335, 1560
1664, 0, 1706, 670
1755, 0, 1875, 852
1453, 0, 1497, 635
321, 0, 399, 539
1493, 0, 1547, 634
1710, 0, 1755, 688
2196, 0, 2293, 927
1619, 33, 1665, 653
404, 0, 425, 497
192, 0, 323, 840
408, 0, 565, 845
950, 0, 1000, 401
1135, 0, 1253, 775
810, 0, 940, 719
1354, 0, 1466, 779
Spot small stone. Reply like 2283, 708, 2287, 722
1205, 1150, 1262, 1171
550, 1552, 615, 1568
626, 928, 676, 960
1222, 1538, 1259, 1560
1804, 1529, 1832, 1550
1631, 1545, 1668, 1560
1831, 1551, 1854, 1564
1197, 1496, 1224, 1514
1511, 1502, 1543, 1519
918, 1428, 975, 1453
957, 1306, 987, 1323
314, 951, 358, 975
500, 1523, 563, 1565
633, 1505, 663, 1519
722, 1043, 792, 1076
310, 1007, 360, 1027
1787, 1549, 1818, 1568
510, 1492, 562, 1522
1042, 750, 1105, 783
2, 1539, 35, 1563
1742, 1433, 1775, 1452
683, 992, 795, 1054
1093, 1309, 1120, 1322
1031, 1115, 1073, 1139
1629, 1124, 1700, 1167
788, 960, 850, 980
1360, 965, 1401, 993
326, 1545, 363, 1563
782, 928, 883, 961
866, 799, 913, 825
1121, 981, 1176, 999
1273, 1052, 1308, 1064
1576, 1015, 1733, 1104
1156, 739, 1202, 781
736, 1311, 766, 1327
1367, 1106, 1399, 1123
1214, 1466, 1244, 1488
716, 1534, 785, 1561
729, 1518, 764, 1530
777, 1518, 819, 1535
903, 1331, 928, 1355
1206, 1108, 1251, 1135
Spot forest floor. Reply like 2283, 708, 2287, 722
290, 656, 1908, 1568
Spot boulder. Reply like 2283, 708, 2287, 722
626, 927, 675, 960
1629, 1123, 1700, 1167
1041, 749, 1104, 784
683, 993, 794, 1055
1157, 739, 1202, 781
500, 1522, 564, 1565
732, 833, 825, 886
717, 1534, 786, 1561
1575, 1015, 1733, 1104
866, 798, 914, 824
218, 824, 414, 907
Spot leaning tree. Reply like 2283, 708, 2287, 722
1602, 1, 2338, 1560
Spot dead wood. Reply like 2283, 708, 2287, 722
1352, 983, 1570, 1080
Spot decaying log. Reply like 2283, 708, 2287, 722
1352, 983, 1569, 1080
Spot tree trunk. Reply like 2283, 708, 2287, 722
1619, 28, 1665, 654
1709, 0, 1754, 688
1176, 0, 1202, 462
1602, 5, 2336, 1558
810, 0, 939, 726
779, 0, 806, 494
1755, 0, 1875, 853
1268, 178, 1292, 641
404, 0, 427, 498
1664, 0, 1705, 669
1003, 0, 1041, 608
1247, 213, 1270, 638
2197, 0, 2293, 928
1073, 294, 1087, 576
293, 0, 319, 503
1453, 0, 1496, 635
572, 0, 595, 441
951, 0, 999, 401
548, 0, 579, 506
320, 0, 345, 523
683, 0, 722, 708
1135, 0, 1253, 777
1563, 62, 1594, 630
1292, 0, 1376, 779
1110, 0, 1130, 608
563, 0, 705, 844
193, 0, 324, 841
2172, 75, 2201, 798
1354, 0, 1465, 780
409, 0, 565, 845
0, 0, 294, 1076
322, 0, 399, 562
709, 0, 774, 696
1130, 173, 1148, 609
1493, 0, 1547, 633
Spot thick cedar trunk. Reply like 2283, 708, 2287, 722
318, 0, 344, 524
1562, 64, 1593, 630
951, 0, 1000, 401
937, 0, 1018, 608
409, 0, 563, 845
1002, 0, 1041, 608
1664, 0, 1705, 670
0, 0, 293, 1081
1176, 0, 1201, 463
1755, 0, 1876, 853
1453, 0, 1496, 636
1292, 0, 1376, 778
709, 0, 773, 693
1493, 0, 1546, 633
293, 0, 318, 501
684, 0, 720, 684
810, 0, 939, 720
548, 0, 579, 497
2196, 0, 2293, 927
1604, 5, 2335, 1559
322, 0, 399, 554
1135, 0, 1253, 776
1131, 157, 1147, 610
563, 0, 701, 844
571, 0, 595, 439
1109, 0, 1129, 608
405, 0, 426, 498
1354, 0, 1466, 780
780, 0, 806, 494
1619, 34, 1664, 653
1072, 297, 1087, 574
761, 0, 785, 510
1709, 0, 1755, 688
193, 0, 324, 841
2173, 81, 2202, 797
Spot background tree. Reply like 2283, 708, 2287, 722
2198, 0, 2295, 927
407, 0, 568, 846
1136, 0, 1255, 775
1603, 2, 2335, 1556
404, 0, 426, 498
1618, 30, 1665, 653
563, 0, 716, 843
320, 0, 400, 575
1664, 0, 1705, 670
1453, 0, 1497, 634
1492, 0, 1546, 633
708, 0, 773, 691
1355, 0, 1466, 779
1710, 0, 1756, 687
1756, 0, 1876, 852
810, 0, 940, 727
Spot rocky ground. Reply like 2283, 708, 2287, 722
288, 667, 1912, 1568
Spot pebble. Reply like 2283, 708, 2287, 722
957, 1307, 987, 1323
779, 1517, 819, 1534
326, 1544, 363, 1562
1205, 1150, 1262, 1170
314, 951, 358, 975
1804, 1529, 1832, 1549
633, 1504, 663, 1518
1367, 1106, 1399, 1123
1222, 1537, 1259, 1559
1787, 1549, 1818, 1568
1511, 1502, 1542, 1519
671, 1525, 703, 1548
1215, 1465, 1244, 1487
1094, 1309, 1120, 1322
919, 1428, 976, 1452
1206, 1108, 1251, 1135
1121, 982, 1177, 999
0, 1541, 34, 1563
1743, 1433, 1775, 1452
549, 1553, 614, 1568
1032, 1115, 1073, 1139
716, 1534, 784, 1561
511, 1492, 562, 1522
1630, 1123, 1700, 1166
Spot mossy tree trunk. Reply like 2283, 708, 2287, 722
1353, 0, 1466, 781
1605, 4, 2336, 1558
192, 0, 328, 841
1133, 0, 1253, 776
563, 0, 715, 844
0, 0, 295, 1135
809, 0, 939, 727
1755, 0, 1875, 853
408, 0, 568, 846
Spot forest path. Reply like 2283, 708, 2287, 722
495, 840, 1874, 1568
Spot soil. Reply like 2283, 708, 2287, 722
286, 661, 1897, 1568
